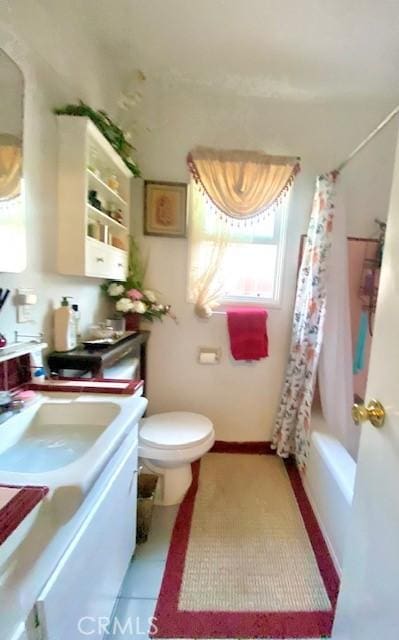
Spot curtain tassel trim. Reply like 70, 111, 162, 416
187, 151, 300, 226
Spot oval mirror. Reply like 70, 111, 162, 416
0, 48, 25, 272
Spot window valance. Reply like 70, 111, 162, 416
187, 147, 300, 222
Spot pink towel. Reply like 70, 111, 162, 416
226, 307, 269, 361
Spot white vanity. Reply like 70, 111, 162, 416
0, 390, 147, 640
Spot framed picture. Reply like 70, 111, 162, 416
144, 180, 187, 238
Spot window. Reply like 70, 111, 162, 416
188, 186, 288, 308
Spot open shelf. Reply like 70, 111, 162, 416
57, 116, 131, 280
87, 203, 127, 231
86, 236, 128, 254
87, 170, 127, 206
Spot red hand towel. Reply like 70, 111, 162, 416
226, 307, 269, 361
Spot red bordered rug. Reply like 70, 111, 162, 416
152, 444, 339, 639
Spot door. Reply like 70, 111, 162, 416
33, 436, 138, 640
332, 134, 399, 639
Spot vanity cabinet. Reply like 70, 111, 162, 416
56, 116, 131, 280
32, 431, 138, 640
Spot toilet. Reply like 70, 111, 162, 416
138, 412, 215, 506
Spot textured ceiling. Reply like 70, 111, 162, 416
40, 0, 399, 101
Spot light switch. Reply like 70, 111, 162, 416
17, 288, 37, 323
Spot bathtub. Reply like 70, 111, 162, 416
300, 411, 356, 574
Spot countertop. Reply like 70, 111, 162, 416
0, 484, 48, 546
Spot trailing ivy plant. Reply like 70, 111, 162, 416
53, 100, 140, 177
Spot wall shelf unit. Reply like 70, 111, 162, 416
57, 116, 132, 280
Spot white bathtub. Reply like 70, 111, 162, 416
301, 411, 356, 574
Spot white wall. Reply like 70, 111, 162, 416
130, 83, 398, 441
341, 117, 398, 235
0, 1, 122, 345
0, 1, 396, 443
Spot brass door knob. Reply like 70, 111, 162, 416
352, 399, 386, 428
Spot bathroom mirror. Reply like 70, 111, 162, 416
0, 48, 26, 272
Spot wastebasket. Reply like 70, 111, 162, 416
136, 474, 159, 543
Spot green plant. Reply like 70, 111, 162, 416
53, 100, 140, 177
127, 236, 147, 290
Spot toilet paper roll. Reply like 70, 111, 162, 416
199, 351, 219, 364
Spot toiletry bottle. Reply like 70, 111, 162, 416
54, 297, 77, 352
30, 351, 46, 382
72, 303, 81, 339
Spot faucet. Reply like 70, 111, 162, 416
0, 393, 24, 423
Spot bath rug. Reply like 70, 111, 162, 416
152, 453, 339, 639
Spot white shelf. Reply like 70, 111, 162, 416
57, 116, 131, 279
87, 204, 127, 231
87, 170, 127, 206
86, 236, 128, 255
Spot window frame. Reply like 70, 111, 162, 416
211, 197, 289, 310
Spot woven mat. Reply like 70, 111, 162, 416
153, 452, 339, 638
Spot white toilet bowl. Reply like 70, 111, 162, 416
138, 412, 215, 506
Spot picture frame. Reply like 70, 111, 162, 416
144, 180, 187, 238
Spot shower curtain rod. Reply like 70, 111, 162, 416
334, 104, 399, 173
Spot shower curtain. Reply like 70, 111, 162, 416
318, 192, 358, 458
272, 173, 339, 467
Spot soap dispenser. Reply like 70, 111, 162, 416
54, 296, 77, 352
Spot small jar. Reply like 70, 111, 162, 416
107, 202, 117, 218
114, 208, 124, 224
107, 174, 119, 192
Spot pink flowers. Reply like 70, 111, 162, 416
103, 281, 176, 323
127, 288, 144, 300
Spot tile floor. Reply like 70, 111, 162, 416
111, 504, 324, 640
111, 505, 178, 639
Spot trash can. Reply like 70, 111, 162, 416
136, 474, 159, 543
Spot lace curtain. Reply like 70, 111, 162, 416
187, 148, 300, 317
187, 180, 231, 318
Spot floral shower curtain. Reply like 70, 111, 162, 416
272, 173, 337, 467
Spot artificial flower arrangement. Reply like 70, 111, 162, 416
101, 238, 176, 323
106, 282, 173, 321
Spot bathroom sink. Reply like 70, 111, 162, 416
0, 402, 118, 473
0, 395, 147, 496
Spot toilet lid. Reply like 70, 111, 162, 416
140, 412, 213, 450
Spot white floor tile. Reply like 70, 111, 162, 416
111, 598, 157, 639
120, 557, 166, 599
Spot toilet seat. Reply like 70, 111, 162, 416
140, 412, 213, 450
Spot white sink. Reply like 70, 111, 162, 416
0, 395, 147, 496
0, 402, 118, 473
